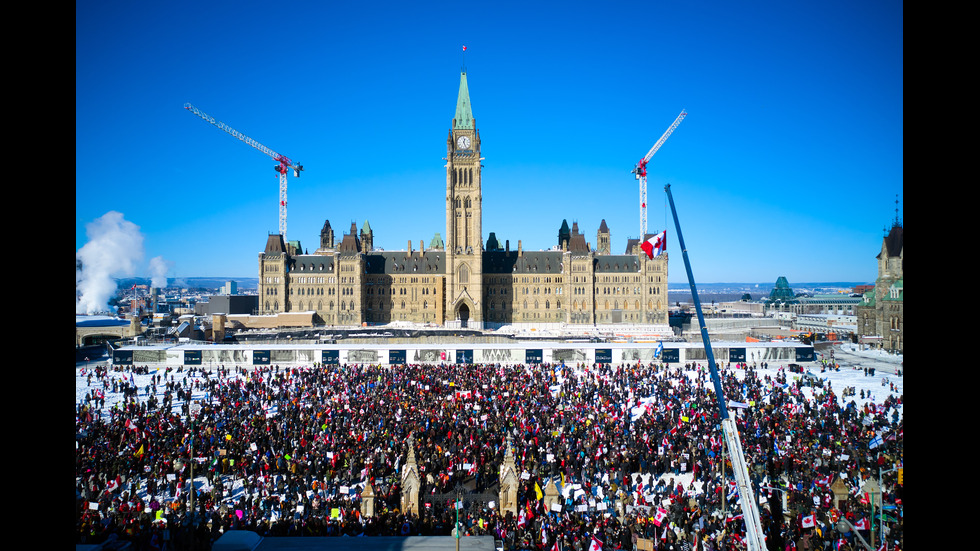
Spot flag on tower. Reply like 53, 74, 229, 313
641, 230, 667, 259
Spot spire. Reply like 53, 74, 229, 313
893, 194, 902, 228
454, 72, 474, 130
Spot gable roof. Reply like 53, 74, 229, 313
879, 224, 903, 258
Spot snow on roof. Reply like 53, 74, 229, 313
75, 315, 130, 328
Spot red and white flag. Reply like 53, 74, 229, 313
588, 535, 603, 551
654, 507, 668, 526
641, 230, 667, 259
801, 514, 815, 528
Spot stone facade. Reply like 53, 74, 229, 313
498, 436, 519, 517
257, 71, 669, 328
400, 440, 420, 516
857, 222, 903, 353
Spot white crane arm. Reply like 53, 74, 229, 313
184, 103, 302, 172
635, 110, 687, 177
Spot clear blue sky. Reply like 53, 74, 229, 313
76, 0, 903, 285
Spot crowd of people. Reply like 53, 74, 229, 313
75, 356, 903, 551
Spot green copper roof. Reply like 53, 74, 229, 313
765, 276, 798, 304
454, 72, 474, 129
429, 232, 444, 250
362, 220, 372, 234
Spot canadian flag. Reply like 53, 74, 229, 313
654, 507, 668, 526
854, 517, 868, 530
640, 230, 667, 259
588, 535, 603, 551
801, 514, 815, 528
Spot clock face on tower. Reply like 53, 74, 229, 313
456, 135, 471, 149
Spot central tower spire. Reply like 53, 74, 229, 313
446, 70, 482, 328
454, 72, 474, 130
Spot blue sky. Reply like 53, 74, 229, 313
76, 0, 902, 285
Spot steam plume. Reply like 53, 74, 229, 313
75, 212, 145, 314
148, 256, 173, 289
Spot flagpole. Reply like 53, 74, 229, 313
869, 491, 874, 551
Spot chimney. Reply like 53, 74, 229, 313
505, 240, 510, 252
518, 240, 522, 257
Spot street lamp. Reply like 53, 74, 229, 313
455, 486, 462, 551
861, 478, 882, 548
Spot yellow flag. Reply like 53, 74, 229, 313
134, 444, 144, 457
534, 482, 543, 500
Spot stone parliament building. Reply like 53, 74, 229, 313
257, 71, 669, 329
856, 219, 903, 353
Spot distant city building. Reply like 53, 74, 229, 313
221, 281, 238, 295
852, 284, 874, 295
256, 71, 670, 328
790, 294, 861, 316
857, 220, 903, 353
199, 295, 258, 316
764, 276, 798, 312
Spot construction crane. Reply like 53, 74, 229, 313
664, 183, 767, 550
184, 103, 303, 242
633, 110, 686, 238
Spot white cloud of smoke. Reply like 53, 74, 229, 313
75, 212, 173, 314
148, 256, 173, 289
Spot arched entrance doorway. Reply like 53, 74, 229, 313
457, 303, 470, 328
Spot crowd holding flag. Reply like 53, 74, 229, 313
76, 348, 903, 548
